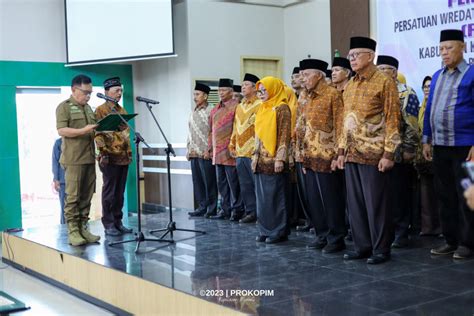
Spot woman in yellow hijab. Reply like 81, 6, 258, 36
415, 76, 441, 236
253, 76, 292, 244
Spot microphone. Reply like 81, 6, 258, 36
97, 92, 118, 103
136, 96, 160, 104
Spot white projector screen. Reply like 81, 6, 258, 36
65, 0, 174, 65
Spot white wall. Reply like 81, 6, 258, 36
187, 1, 284, 83
369, 0, 377, 39
132, 0, 191, 144
0, 0, 66, 62
283, 0, 331, 82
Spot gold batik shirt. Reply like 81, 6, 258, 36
229, 96, 261, 158
339, 64, 401, 165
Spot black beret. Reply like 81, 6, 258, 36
292, 67, 300, 75
299, 59, 328, 72
243, 73, 259, 84
103, 77, 121, 89
377, 55, 399, 69
350, 36, 377, 51
440, 29, 464, 42
332, 57, 351, 70
233, 85, 241, 93
195, 82, 210, 94
218, 78, 233, 88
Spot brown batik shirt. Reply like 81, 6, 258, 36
299, 81, 344, 173
95, 102, 132, 165
252, 104, 292, 174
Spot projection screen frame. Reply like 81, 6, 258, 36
64, 0, 175, 66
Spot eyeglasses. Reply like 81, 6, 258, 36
347, 51, 372, 60
256, 89, 267, 96
217, 88, 232, 93
77, 87, 93, 96
378, 66, 396, 71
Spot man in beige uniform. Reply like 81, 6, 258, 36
56, 74, 100, 246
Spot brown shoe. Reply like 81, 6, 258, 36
67, 222, 87, 246
430, 244, 457, 255
79, 222, 100, 243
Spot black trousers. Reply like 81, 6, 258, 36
100, 164, 128, 229
255, 173, 290, 238
236, 157, 256, 216
419, 172, 441, 234
392, 163, 416, 240
305, 169, 346, 245
295, 162, 311, 224
216, 164, 243, 216
190, 158, 217, 215
433, 146, 474, 248
345, 163, 393, 255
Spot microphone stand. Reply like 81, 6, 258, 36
102, 100, 173, 252
140, 101, 206, 241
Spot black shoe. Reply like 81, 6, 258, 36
343, 251, 371, 260
296, 224, 311, 232
453, 246, 473, 259
308, 239, 327, 249
210, 211, 229, 220
419, 231, 442, 237
367, 253, 391, 264
116, 224, 133, 234
322, 243, 346, 254
345, 231, 353, 241
391, 237, 409, 249
105, 227, 122, 236
229, 212, 244, 222
265, 236, 288, 244
430, 243, 457, 255
256, 235, 267, 242
204, 211, 216, 218
240, 214, 256, 223
188, 209, 206, 216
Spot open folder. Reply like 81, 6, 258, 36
96, 113, 138, 132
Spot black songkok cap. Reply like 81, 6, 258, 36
292, 67, 300, 75
103, 77, 121, 89
195, 82, 210, 94
218, 78, 233, 88
233, 85, 241, 93
243, 73, 259, 84
350, 36, 377, 51
376, 55, 399, 69
299, 59, 328, 72
332, 57, 352, 70
440, 29, 464, 42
